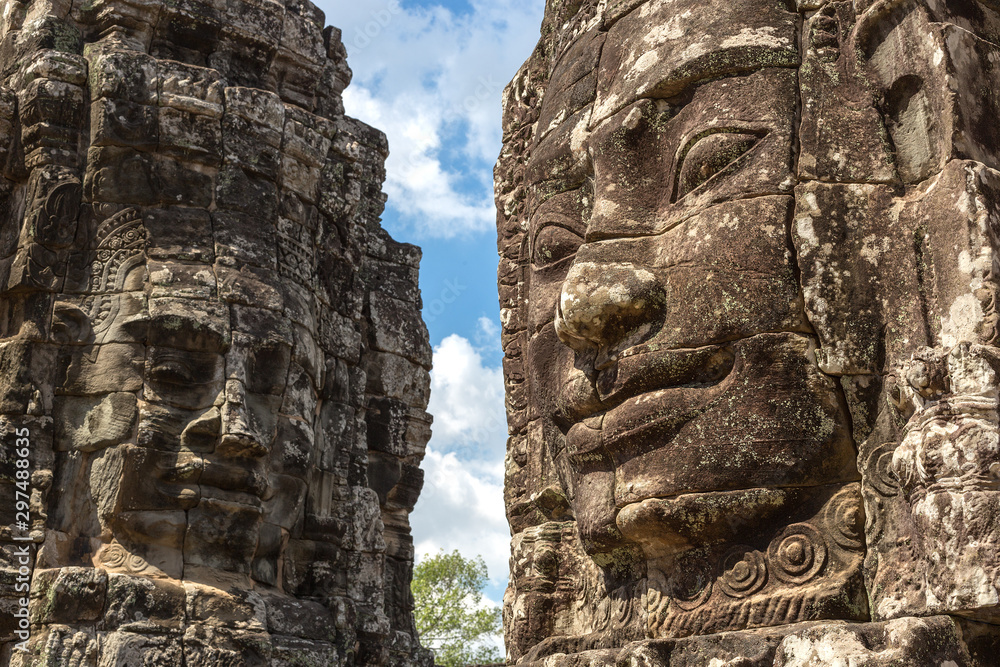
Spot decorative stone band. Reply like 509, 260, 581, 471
513, 615, 999, 667
644, 483, 867, 639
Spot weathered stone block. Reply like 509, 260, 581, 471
29, 567, 107, 624
53, 393, 136, 452
90, 98, 158, 150
368, 296, 432, 369
97, 631, 184, 666
499, 0, 1000, 661
365, 352, 431, 408
0, 1, 428, 663
143, 207, 215, 261
102, 573, 185, 632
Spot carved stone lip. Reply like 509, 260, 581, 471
559, 343, 735, 426
597, 343, 735, 403
200, 460, 270, 500
596, 346, 736, 456
616, 487, 793, 554
564, 375, 733, 473
156, 456, 269, 505
600, 380, 732, 454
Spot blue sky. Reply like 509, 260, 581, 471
318, 0, 546, 617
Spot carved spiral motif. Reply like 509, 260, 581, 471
126, 552, 149, 573
100, 543, 150, 574
863, 442, 901, 497
671, 572, 714, 611
768, 524, 827, 584
99, 544, 128, 569
824, 486, 866, 550
719, 547, 767, 599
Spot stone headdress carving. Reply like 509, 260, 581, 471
86, 208, 146, 339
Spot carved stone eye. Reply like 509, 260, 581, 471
533, 224, 582, 267
675, 131, 761, 201
149, 360, 193, 385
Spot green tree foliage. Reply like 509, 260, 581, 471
412, 550, 503, 666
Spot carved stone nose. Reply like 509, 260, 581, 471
179, 407, 222, 452
554, 260, 665, 367
219, 379, 269, 458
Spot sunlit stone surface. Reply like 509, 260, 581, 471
497, 0, 1000, 664
0, 0, 433, 664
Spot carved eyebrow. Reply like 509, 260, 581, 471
529, 188, 590, 235
147, 313, 229, 353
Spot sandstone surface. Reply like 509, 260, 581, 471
0, 0, 434, 664
498, 0, 1000, 664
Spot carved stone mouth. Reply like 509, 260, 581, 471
200, 460, 270, 501
560, 343, 736, 427
155, 457, 270, 505
600, 380, 733, 456
564, 348, 736, 471
596, 343, 735, 406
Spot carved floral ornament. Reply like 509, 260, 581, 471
499, 0, 1000, 662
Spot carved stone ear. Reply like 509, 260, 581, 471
35, 179, 82, 247
52, 301, 93, 344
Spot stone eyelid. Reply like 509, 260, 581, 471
672, 127, 767, 202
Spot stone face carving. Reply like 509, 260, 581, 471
0, 0, 433, 665
498, 0, 1000, 663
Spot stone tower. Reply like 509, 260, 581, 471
498, 0, 1000, 664
0, 0, 433, 664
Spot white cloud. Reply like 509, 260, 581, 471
426, 333, 506, 455
320, 0, 545, 238
410, 333, 509, 587
475, 315, 500, 349
411, 447, 508, 585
